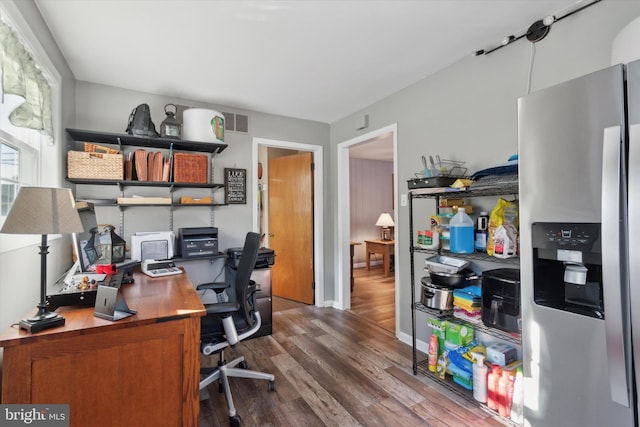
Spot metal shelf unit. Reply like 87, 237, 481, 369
408, 183, 521, 426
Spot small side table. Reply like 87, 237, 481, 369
350, 241, 361, 292
364, 239, 395, 278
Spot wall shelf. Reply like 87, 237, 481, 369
66, 128, 227, 237
66, 178, 225, 190
66, 128, 227, 154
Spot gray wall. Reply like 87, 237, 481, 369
330, 1, 640, 342
3, 0, 640, 353
73, 81, 329, 285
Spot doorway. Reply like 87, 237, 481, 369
252, 138, 324, 306
336, 124, 398, 333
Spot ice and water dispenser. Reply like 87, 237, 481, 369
531, 222, 604, 319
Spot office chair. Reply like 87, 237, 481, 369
198, 232, 275, 427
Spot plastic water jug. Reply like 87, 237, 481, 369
450, 207, 474, 253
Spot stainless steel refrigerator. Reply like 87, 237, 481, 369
518, 59, 640, 426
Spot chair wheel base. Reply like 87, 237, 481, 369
229, 415, 241, 427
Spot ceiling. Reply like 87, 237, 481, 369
35, 0, 581, 129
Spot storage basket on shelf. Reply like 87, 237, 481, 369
172, 152, 208, 183
67, 143, 123, 180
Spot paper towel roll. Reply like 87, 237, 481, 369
182, 108, 225, 143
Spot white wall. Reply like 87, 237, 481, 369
329, 1, 640, 342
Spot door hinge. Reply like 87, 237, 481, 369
311, 162, 315, 171
311, 281, 315, 290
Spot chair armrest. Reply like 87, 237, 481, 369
204, 301, 240, 316
197, 281, 229, 292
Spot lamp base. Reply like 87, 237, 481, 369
19, 313, 65, 333
380, 228, 392, 241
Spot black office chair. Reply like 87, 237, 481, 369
198, 232, 275, 427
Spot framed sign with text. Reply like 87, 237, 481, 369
224, 168, 246, 204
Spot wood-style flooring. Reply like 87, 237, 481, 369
349, 266, 395, 333
198, 267, 507, 427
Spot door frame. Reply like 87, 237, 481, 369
335, 124, 398, 322
252, 137, 324, 306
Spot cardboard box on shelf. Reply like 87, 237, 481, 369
446, 321, 474, 347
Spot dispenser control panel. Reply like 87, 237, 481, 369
532, 222, 601, 253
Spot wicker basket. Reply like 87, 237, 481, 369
173, 153, 208, 183
67, 150, 123, 180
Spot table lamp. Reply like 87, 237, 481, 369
0, 187, 84, 333
375, 212, 395, 241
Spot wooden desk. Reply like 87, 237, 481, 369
364, 239, 395, 278
350, 242, 361, 292
0, 270, 205, 427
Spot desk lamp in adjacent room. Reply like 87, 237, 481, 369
375, 212, 395, 241
0, 187, 83, 333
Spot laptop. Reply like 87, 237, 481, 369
94, 285, 137, 321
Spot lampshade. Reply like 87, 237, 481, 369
1, 187, 83, 333
375, 213, 395, 228
1, 187, 83, 235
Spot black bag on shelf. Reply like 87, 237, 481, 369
125, 103, 160, 137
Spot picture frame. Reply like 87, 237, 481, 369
225, 168, 246, 204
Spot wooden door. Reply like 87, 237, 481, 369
268, 152, 314, 304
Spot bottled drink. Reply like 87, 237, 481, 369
487, 364, 501, 411
498, 370, 510, 416
450, 207, 474, 253
428, 334, 438, 372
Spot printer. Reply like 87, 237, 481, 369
178, 227, 219, 258
226, 246, 275, 269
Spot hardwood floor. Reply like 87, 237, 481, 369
349, 266, 395, 333
198, 277, 508, 427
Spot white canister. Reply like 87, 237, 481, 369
182, 108, 225, 143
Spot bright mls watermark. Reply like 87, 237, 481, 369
0, 405, 68, 426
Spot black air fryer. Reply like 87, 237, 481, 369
482, 268, 521, 333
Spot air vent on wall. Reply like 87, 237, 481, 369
222, 112, 249, 134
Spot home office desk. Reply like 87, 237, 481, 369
0, 269, 206, 427
364, 239, 395, 277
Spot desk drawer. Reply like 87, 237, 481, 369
251, 268, 272, 299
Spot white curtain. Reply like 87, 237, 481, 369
0, 18, 52, 137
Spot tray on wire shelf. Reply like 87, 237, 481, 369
409, 157, 468, 189
424, 255, 471, 274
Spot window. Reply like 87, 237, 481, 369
1, 95, 42, 216
0, 1, 61, 251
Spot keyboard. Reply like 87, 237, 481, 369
143, 266, 182, 278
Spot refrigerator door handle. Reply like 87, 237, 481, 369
601, 125, 630, 407
629, 122, 640, 415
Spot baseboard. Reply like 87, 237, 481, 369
354, 260, 383, 269
324, 299, 339, 308
397, 330, 429, 355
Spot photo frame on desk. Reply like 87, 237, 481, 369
225, 168, 246, 204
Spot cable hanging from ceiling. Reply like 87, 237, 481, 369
474, 0, 602, 56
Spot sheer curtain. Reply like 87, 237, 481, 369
0, 18, 52, 137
